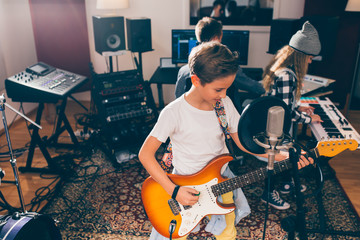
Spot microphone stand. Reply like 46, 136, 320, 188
254, 134, 293, 239
0, 94, 42, 213
255, 135, 310, 240
288, 146, 308, 240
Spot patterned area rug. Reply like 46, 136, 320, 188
42, 149, 360, 239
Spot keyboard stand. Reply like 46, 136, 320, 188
46, 97, 79, 148
19, 103, 58, 174
19, 97, 79, 174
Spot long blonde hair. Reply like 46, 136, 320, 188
263, 45, 309, 100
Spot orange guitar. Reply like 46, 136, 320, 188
141, 139, 358, 238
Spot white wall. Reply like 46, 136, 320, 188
273, 0, 305, 19
0, 0, 305, 132
85, 0, 304, 105
0, 0, 38, 131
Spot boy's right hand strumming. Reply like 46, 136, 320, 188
174, 186, 200, 206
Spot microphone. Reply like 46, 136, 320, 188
265, 106, 285, 170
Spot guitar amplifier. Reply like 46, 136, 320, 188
91, 69, 157, 163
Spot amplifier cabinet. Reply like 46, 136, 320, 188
91, 69, 157, 163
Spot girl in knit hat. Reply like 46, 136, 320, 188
261, 21, 323, 210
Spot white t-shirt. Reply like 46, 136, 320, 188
150, 95, 240, 175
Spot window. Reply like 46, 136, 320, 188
190, 0, 274, 26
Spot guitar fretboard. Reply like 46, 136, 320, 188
211, 158, 293, 197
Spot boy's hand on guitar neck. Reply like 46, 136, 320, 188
275, 150, 314, 169
298, 151, 314, 169
175, 186, 200, 206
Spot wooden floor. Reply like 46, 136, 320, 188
0, 100, 360, 218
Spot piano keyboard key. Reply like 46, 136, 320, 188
301, 97, 360, 148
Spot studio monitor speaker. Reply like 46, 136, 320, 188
126, 18, 152, 53
268, 19, 300, 54
93, 16, 126, 54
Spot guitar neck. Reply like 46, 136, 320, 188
211, 151, 306, 197
211, 137, 359, 197
211, 147, 319, 197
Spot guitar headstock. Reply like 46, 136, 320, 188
316, 139, 358, 157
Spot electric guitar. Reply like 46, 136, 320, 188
141, 139, 358, 238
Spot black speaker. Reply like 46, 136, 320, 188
268, 19, 300, 54
92, 16, 126, 54
126, 18, 152, 52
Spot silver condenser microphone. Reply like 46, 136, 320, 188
266, 106, 285, 170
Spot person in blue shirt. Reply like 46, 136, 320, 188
175, 17, 265, 111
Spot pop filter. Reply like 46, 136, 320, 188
237, 96, 291, 154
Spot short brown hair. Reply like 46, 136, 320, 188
195, 17, 223, 43
189, 41, 238, 85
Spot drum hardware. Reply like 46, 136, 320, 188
0, 94, 62, 239
0, 212, 62, 240
0, 94, 41, 213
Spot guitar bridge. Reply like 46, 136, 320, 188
168, 199, 181, 216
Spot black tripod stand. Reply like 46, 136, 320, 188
0, 94, 62, 239
0, 94, 38, 213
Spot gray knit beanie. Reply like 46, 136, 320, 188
289, 21, 321, 56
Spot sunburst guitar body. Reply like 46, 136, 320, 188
141, 139, 358, 238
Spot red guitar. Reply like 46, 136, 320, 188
141, 139, 358, 238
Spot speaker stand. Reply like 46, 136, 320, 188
109, 56, 114, 73
132, 52, 144, 81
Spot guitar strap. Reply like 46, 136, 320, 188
160, 99, 235, 172
214, 100, 235, 157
